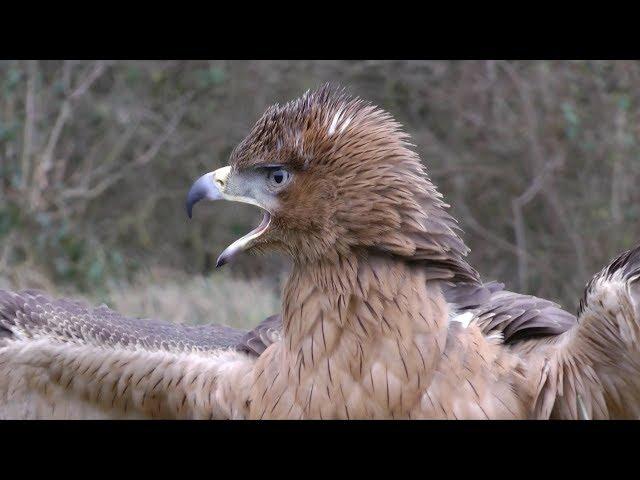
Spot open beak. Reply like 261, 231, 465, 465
186, 166, 271, 267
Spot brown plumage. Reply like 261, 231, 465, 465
2, 84, 640, 418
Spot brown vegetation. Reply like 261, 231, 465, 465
1, 60, 639, 324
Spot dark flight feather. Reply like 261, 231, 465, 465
0, 289, 246, 353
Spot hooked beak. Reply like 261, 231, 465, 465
186, 166, 271, 267
186, 167, 230, 219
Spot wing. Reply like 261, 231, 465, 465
0, 289, 255, 419
533, 244, 640, 419
441, 280, 505, 310
455, 285, 578, 343
237, 314, 283, 356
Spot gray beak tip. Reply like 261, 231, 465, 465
186, 172, 215, 219
215, 255, 228, 268
185, 191, 202, 219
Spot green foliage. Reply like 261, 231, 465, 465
0, 120, 18, 142
561, 102, 580, 140
196, 65, 226, 88
0, 204, 21, 238
3, 67, 21, 93
1, 60, 640, 312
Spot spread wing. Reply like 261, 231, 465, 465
533, 244, 640, 419
0, 289, 248, 352
0, 289, 255, 419
444, 282, 577, 343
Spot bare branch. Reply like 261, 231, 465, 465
60, 93, 193, 203
19, 60, 37, 191
30, 61, 113, 210
511, 157, 562, 291
69, 61, 111, 100
500, 61, 588, 291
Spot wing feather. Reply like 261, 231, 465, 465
533, 244, 640, 419
445, 282, 577, 343
0, 289, 255, 419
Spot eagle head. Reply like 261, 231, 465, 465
187, 84, 477, 283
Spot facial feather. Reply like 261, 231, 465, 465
227, 84, 478, 283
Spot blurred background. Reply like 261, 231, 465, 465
1, 60, 639, 327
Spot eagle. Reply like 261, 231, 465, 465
2, 84, 640, 419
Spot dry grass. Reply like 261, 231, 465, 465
0, 266, 281, 330
104, 268, 281, 328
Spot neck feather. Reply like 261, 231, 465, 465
282, 251, 450, 355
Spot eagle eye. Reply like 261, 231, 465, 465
266, 168, 291, 189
